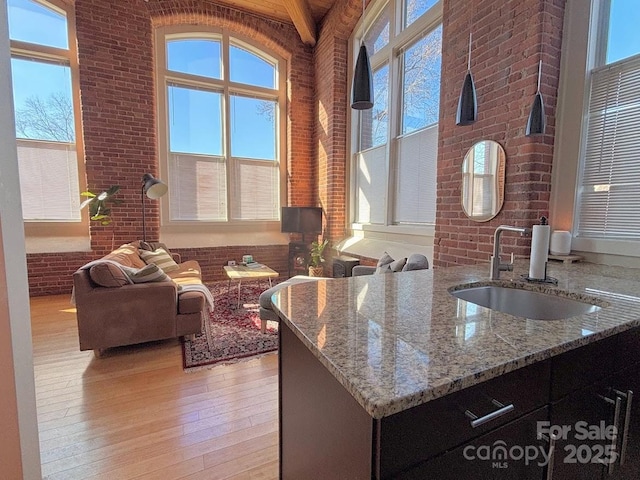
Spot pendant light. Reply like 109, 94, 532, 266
525, 60, 546, 136
351, 0, 373, 110
456, 32, 477, 126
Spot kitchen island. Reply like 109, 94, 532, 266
272, 261, 640, 479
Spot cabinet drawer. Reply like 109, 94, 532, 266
551, 335, 617, 401
396, 406, 549, 480
378, 360, 550, 478
614, 326, 640, 372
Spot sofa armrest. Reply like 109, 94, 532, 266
74, 270, 179, 350
171, 252, 182, 263
352, 265, 376, 276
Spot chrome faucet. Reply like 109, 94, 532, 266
490, 225, 531, 280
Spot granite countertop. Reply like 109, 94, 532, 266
271, 261, 640, 419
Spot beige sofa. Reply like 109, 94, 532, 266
73, 242, 207, 355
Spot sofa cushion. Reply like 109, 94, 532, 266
103, 244, 146, 269
402, 253, 429, 271
390, 257, 407, 272
168, 260, 202, 285
125, 263, 172, 283
375, 252, 395, 274
139, 248, 180, 273
89, 263, 129, 287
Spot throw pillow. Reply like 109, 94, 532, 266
390, 257, 407, 272
402, 254, 429, 271
125, 263, 172, 283
375, 252, 395, 274
104, 244, 146, 269
139, 247, 179, 273
89, 263, 129, 287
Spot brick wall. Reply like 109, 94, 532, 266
26, 0, 315, 295
314, 0, 366, 242
25, 0, 565, 294
434, 0, 564, 267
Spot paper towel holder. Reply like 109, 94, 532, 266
523, 216, 558, 285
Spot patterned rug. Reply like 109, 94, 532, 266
182, 282, 279, 370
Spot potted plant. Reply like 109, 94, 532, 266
80, 185, 122, 250
308, 239, 329, 277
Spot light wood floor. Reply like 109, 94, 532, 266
30, 294, 279, 480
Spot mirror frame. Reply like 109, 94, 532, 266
461, 140, 506, 222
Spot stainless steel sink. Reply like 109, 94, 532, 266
449, 285, 603, 320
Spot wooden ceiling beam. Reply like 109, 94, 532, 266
282, 0, 317, 46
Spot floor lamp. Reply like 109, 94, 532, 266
141, 173, 168, 242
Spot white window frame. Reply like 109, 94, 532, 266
155, 26, 287, 246
551, 0, 640, 262
9, 0, 88, 247
348, 0, 442, 244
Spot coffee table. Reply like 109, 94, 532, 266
223, 264, 279, 309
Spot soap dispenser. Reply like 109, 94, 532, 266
528, 216, 550, 281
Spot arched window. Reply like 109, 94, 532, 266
8, 0, 83, 224
156, 27, 285, 228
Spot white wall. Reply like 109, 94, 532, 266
0, 2, 42, 478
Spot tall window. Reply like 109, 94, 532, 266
353, 0, 442, 227
8, 0, 82, 222
575, 0, 640, 241
157, 29, 283, 224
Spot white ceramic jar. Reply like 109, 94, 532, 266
550, 231, 572, 255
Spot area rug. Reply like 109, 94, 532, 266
182, 282, 279, 370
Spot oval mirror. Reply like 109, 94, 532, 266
461, 140, 506, 222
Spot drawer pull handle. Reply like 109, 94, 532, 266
618, 390, 633, 466
464, 399, 514, 428
538, 432, 559, 480
608, 395, 622, 475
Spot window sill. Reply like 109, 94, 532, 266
335, 224, 435, 265
24, 222, 91, 254
571, 237, 640, 268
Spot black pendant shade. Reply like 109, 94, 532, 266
456, 70, 477, 126
526, 60, 546, 136
456, 33, 477, 126
351, 44, 373, 110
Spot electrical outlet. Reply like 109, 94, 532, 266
228, 260, 236, 266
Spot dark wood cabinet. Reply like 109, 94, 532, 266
609, 359, 640, 478
397, 407, 549, 480
549, 382, 617, 479
280, 323, 640, 480
609, 326, 640, 479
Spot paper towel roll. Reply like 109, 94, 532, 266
550, 230, 571, 255
529, 224, 550, 280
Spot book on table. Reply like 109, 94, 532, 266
246, 262, 263, 268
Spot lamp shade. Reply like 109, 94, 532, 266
525, 92, 546, 136
526, 61, 546, 136
142, 173, 168, 199
456, 71, 477, 126
351, 44, 373, 110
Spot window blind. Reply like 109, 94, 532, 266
393, 124, 437, 224
169, 153, 227, 221
356, 144, 387, 224
17, 140, 80, 221
577, 54, 640, 239
231, 159, 279, 220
